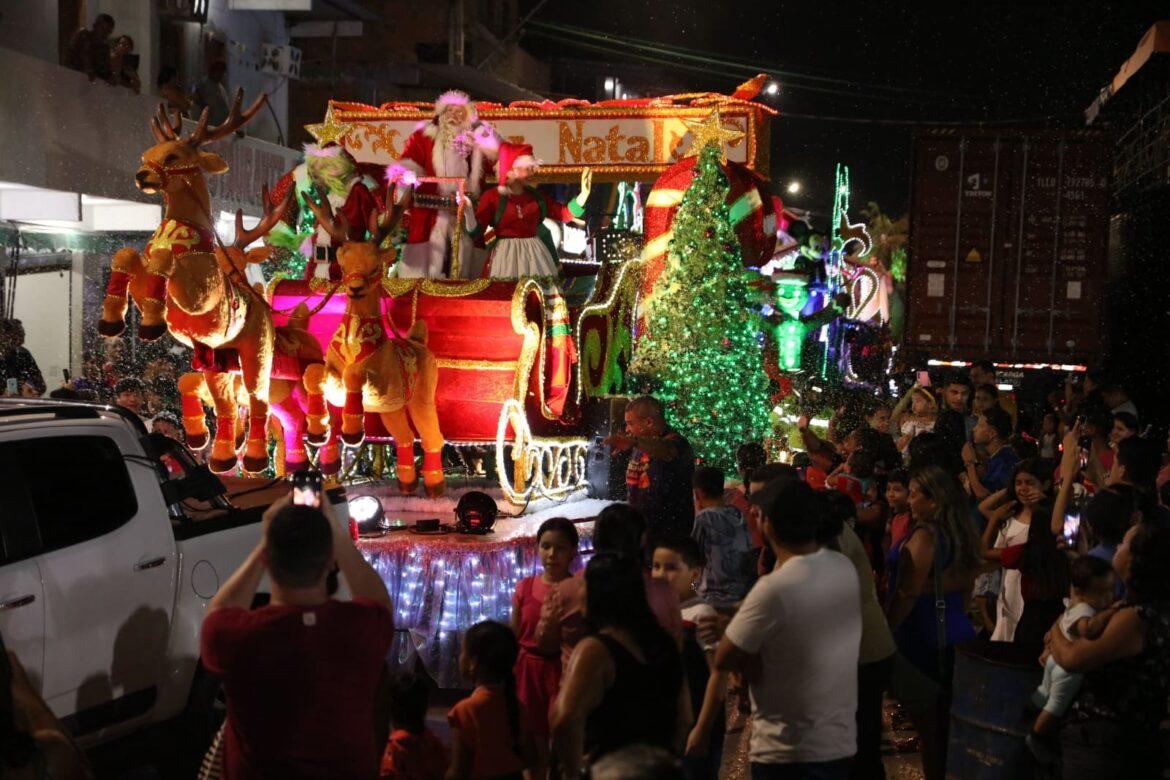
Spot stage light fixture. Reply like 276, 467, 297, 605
765, 81, 780, 95
348, 495, 386, 535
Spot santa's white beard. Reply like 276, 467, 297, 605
433, 124, 471, 192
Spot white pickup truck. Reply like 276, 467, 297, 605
0, 398, 348, 746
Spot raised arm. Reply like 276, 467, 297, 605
322, 499, 393, 613
1049, 606, 1143, 673
1051, 421, 1083, 536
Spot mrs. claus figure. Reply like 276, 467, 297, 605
386, 90, 499, 279
462, 142, 592, 279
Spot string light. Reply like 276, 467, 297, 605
632, 142, 771, 470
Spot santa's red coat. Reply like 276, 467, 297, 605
395, 124, 488, 246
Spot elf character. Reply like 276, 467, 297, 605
461, 142, 592, 279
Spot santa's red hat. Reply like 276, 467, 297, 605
496, 142, 539, 182
435, 90, 477, 123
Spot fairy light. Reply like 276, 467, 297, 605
631, 142, 771, 471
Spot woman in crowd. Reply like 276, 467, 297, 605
886, 465, 980, 780
999, 506, 1070, 655
550, 554, 684, 779
1049, 518, 1170, 779
978, 459, 1052, 642
109, 35, 140, 93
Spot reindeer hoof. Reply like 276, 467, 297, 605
138, 322, 167, 341
242, 454, 269, 474
397, 477, 419, 495
209, 455, 238, 474
424, 480, 446, 498
186, 431, 209, 451
97, 319, 125, 338
305, 428, 329, 447
341, 430, 365, 448
285, 455, 310, 474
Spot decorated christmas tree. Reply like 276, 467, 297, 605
633, 140, 772, 470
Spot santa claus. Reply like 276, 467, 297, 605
386, 90, 499, 279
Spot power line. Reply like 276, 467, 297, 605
530, 20, 979, 103
779, 111, 1081, 126
526, 29, 952, 106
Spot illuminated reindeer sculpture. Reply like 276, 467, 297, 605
99, 90, 322, 473
302, 198, 447, 495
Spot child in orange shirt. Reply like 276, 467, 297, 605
380, 671, 448, 779
447, 621, 536, 780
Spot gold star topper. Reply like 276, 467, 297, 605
682, 110, 746, 161
305, 105, 353, 146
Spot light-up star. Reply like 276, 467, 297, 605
682, 110, 746, 161
305, 105, 353, 146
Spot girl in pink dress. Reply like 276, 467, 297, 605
510, 517, 580, 778
463, 142, 591, 279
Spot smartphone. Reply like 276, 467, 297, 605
5, 378, 17, 396
1063, 512, 1081, 545
916, 370, 931, 387
63, 368, 71, 383
290, 470, 323, 508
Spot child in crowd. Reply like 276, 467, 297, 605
1026, 556, 1118, 763
511, 518, 580, 779
973, 383, 1000, 416
891, 385, 937, 455
726, 442, 767, 552
380, 672, 448, 780
881, 469, 912, 602
448, 621, 535, 780
1039, 412, 1060, 460
651, 537, 725, 780
691, 466, 756, 610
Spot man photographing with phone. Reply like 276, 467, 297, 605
200, 491, 394, 778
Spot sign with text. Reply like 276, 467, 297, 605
335, 103, 770, 183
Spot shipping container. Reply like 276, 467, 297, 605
906, 128, 1111, 364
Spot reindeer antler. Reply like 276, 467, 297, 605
186, 89, 267, 147
150, 103, 184, 143
366, 202, 402, 248
304, 195, 350, 244
233, 185, 292, 250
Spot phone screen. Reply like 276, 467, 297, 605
5, 378, 17, 395
291, 471, 323, 508
1063, 512, 1081, 544
916, 370, 931, 387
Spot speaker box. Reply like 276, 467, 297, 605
582, 396, 632, 500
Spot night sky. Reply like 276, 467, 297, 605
522, 1, 1166, 219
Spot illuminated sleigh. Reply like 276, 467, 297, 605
268, 257, 642, 503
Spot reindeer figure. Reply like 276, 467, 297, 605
302, 198, 446, 496
98, 90, 309, 473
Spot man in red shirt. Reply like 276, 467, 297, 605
200, 493, 395, 778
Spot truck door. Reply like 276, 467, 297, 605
9, 425, 177, 737
0, 446, 45, 691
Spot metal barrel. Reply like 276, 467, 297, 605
946, 640, 1043, 780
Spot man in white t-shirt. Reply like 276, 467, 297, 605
715, 479, 862, 779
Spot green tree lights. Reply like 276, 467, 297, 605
633, 142, 771, 470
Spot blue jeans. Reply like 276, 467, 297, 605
750, 758, 851, 780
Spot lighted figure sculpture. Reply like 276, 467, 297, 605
99, 90, 322, 473
301, 198, 446, 496
386, 90, 499, 279
772, 272, 812, 372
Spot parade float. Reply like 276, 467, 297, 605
98, 76, 890, 683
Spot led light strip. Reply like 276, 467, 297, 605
495, 399, 590, 504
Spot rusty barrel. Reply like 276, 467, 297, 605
946, 641, 1042, 780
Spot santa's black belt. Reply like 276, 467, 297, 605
412, 193, 459, 211
314, 245, 337, 261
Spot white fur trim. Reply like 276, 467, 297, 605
422, 121, 438, 139
396, 158, 426, 177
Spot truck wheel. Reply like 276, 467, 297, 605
183, 662, 227, 752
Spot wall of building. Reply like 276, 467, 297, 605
11, 268, 74, 387
201, 0, 291, 145
0, 2, 59, 63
